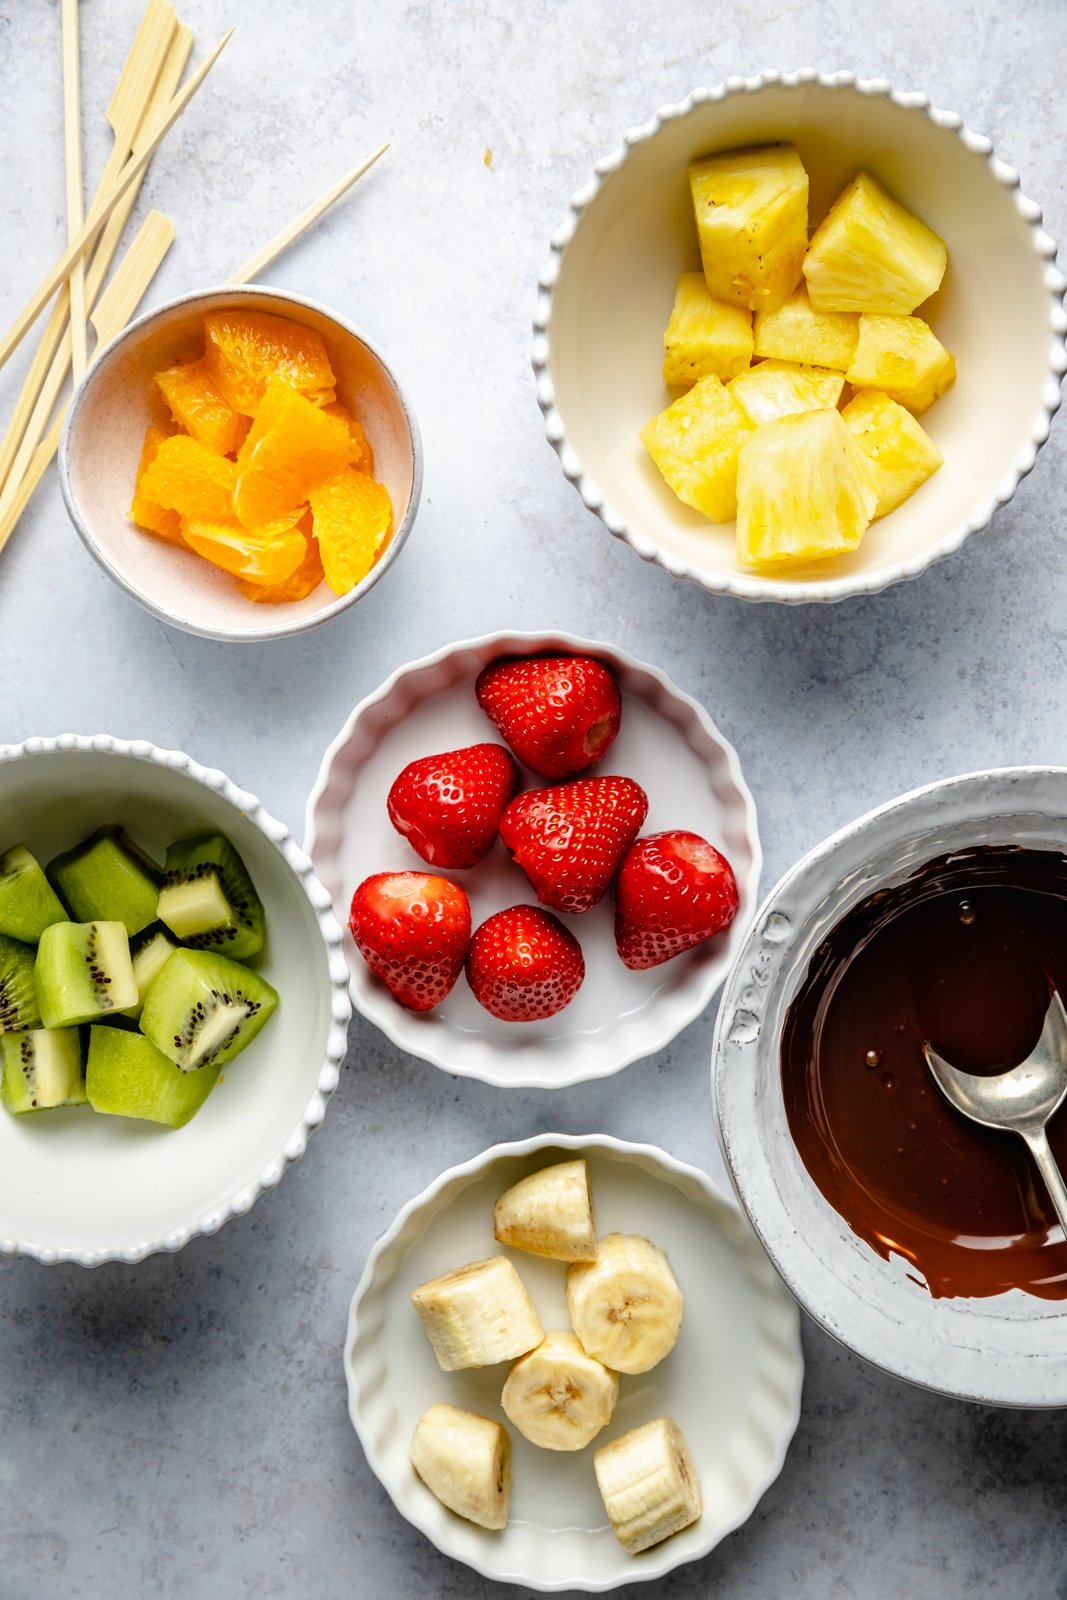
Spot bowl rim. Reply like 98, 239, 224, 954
303, 627, 762, 1089
532, 68, 1067, 606
58, 281, 424, 644
713, 762, 1067, 1404
0, 731, 352, 1267
343, 1129, 804, 1592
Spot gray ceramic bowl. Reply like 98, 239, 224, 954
59, 284, 423, 641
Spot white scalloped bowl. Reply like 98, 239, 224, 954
305, 631, 760, 1088
714, 766, 1067, 1406
0, 736, 351, 1266
345, 1133, 803, 1591
60, 284, 423, 641
533, 72, 1066, 604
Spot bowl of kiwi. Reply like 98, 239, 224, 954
0, 734, 350, 1266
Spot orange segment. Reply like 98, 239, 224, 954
203, 309, 336, 415
180, 518, 308, 585
309, 467, 392, 595
139, 434, 237, 522
237, 524, 325, 603
233, 379, 351, 529
323, 401, 374, 473
155, 357, 250, 456
130, 426, 183, 543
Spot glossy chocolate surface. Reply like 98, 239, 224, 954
782, 847, 1067, 1299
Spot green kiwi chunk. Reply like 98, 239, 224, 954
0, 933, 42, 1034
140, 948, 278, 1072
48, 827, 162, 938
86, 1025, 219, 1128
0, 1027, 86, 1113
126, 926, 178, 1019
0, 845, 67, 944
35, 921, 138, 1028
157, 834, 265, 960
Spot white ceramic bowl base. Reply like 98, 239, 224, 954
345, 1135, 802, 1591
715, 766, 1067, 1407
0, 738, 350, 1265
535, 74, 1066, 603
306, 632, 760, 1087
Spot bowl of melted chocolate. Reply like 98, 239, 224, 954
714, 768, 1067, 1405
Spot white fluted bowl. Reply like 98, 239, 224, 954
0, 735, 351, 1266
534, 71, 1066, 604
345, 1133, 803, 1591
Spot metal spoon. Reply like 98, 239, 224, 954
923, 990, 1067, 1236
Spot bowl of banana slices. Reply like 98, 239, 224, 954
344, 1132, 802, 1591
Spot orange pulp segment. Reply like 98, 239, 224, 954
237, 520, 325, 603
323, 401, 374, 473
180, 517, 309, 585
130, 426, 183, 543
139, 434, 237, 523
233, 379, 352, 529
203, 309, 336, 416
155, 357, 250, 457
309, 467, 392, 595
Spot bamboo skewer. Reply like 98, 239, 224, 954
227, 143, 390, 286
0, 27, 231, 372
62, 0, 88, 381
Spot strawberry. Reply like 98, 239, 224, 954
466, 904, 585, 1021
499, 776, 648, 915
348, 871, 471, 1012
387, 743, 520, 869
614, 831, 739, 970
475, 654, 621, 779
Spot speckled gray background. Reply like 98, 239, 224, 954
1, 0, 1066, 1595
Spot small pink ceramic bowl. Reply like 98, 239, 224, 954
59, 284, 423, 642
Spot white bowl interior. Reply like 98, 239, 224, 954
0, 746, 336, 1262
308, 633, 760, 1087
547, 82, 1058, 598
346, 1136, 801, 1591
716, 768, 1067, 1405
62, 286, 419, 639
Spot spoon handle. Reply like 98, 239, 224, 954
1023, 1130, 1067, 1238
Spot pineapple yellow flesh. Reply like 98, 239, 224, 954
846, 313, 956, 415
640, 375, 754, 522
735, 408, 879, 571
753, 285, 858, 371
661, 273, 753, 386
688, 144, 808, 313
841, 390, 943, 518
410, 1255, 544, 1371
804, 171, 948, 315
728, 359, 844, 427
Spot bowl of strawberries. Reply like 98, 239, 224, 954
305, 632, 760, 1087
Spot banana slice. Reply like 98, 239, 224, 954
566, 1232, 683, 1375
411, 1255, 544, 1371
493, 1158, 597, 1262
501, 1329, 618, 1451
594, 1416, 702, 1555
411, 1402, 511, 1530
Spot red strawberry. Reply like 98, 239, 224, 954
349, 871, 471, 1012
466, 904, 585, 1021
475, 655, 621, 779
614, 831, 739, 970
499, 776, 648, 915
387, 743, 520, 869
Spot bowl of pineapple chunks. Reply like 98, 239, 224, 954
0, 734, 350, 1265
534, 71, 1066, 603
60, 285, 423, 640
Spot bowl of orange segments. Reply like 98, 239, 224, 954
60, 285, 422, 639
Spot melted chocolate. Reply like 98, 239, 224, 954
781, 847, 1067, 1300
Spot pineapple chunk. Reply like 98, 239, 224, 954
641, 375, 754, 522
662, 273, 753, 386
753, 286, 858, 372
804, 172, 947, 315
841, 390, 943, 518
846, 314, 956, 414
729, 360, 844, 427
736, 409, 878, 570
689, 144, 808, 314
